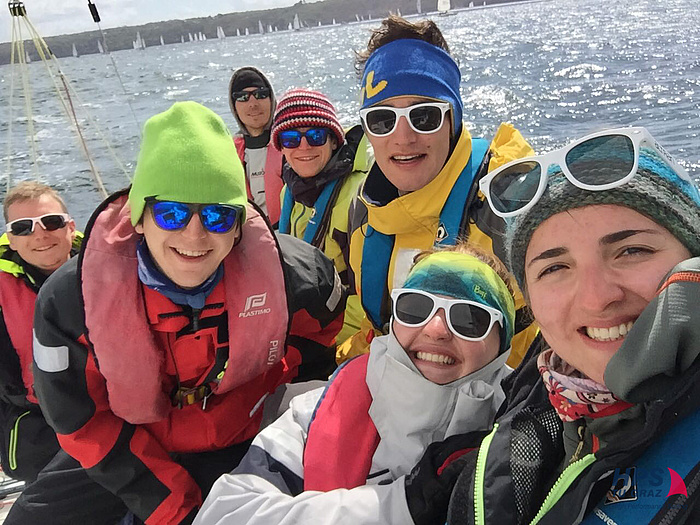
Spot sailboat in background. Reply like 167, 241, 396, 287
25, 50, 31, 62
133, 32, 146, 49
258, 20, 264, 34
217, 26, 226, 39
97, 39, 104, 54
72, 43, 79, 57
244, 27, 250, 36
236, 28, 241, 37
417, 0, 422, 13
437, 0, 455, 16
160, 35, 165, 46
293, 13, 302, 31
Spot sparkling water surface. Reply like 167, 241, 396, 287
1, 0, 699, 228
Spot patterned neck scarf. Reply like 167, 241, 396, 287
537, 349, 633, 422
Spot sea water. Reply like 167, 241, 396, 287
1, 0, 698, 227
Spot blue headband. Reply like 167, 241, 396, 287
360, 39, 463, 134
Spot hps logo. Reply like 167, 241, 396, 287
239, 293, 272, 318
605, 466, 687, 505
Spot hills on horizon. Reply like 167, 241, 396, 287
0, 0, 526, 64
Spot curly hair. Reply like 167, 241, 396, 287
355, 15, 451, 76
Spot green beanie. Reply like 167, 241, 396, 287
128, 101, 247, 225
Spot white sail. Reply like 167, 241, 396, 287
160, 35, 165, 46
268, 24, 273, 32
97, 39, 104, 54
258, 20, 264, 34
245, 27, 250, 36
355, 14, 360, 21
293, 13, 301, 30
188, 32, 193, 42
181, 35, 185, 43
437, 0, 451, 12
288, 22, 293, 30
397, 8, 402, 17
25, 50, 31, 62
332, 18, 337, 25
469, 1, 474, 5
236, 28, 241, 37
72, 43, 79, 57
417, 0, 422, 13
317, 21, 322, 27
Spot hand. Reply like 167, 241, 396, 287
404, 430, 488, 525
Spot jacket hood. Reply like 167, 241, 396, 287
228, 66, 276, 136
604, 256, 700, 403
365, 329, 511, 478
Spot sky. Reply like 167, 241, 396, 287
2, 0, 296, 43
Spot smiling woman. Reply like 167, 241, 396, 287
447, 126, 700, 525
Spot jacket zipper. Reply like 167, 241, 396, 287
474, 423, 499, 525
9, 410, 30, 471
529, 453, 596, 524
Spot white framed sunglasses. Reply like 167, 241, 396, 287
391, 288, 503, 341
6, 213, 71, 236
479, 126, 691, 218
359, 102, 451, 137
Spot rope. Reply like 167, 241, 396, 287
5, 4, 132, 198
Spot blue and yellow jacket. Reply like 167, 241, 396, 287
279, 125, 370, 344
339, 124, 539, 368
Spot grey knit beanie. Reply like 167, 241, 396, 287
505, 147, 700, 290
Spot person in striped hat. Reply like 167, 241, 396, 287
271, 88, 370, 344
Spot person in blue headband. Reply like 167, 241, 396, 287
339, 15, 539, 370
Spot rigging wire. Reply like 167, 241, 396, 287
88, 0, 142, 138
5, 2, 133, 198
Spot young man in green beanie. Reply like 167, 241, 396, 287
6, 101, 345, 525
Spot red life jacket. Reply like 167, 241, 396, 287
234, 136, 283, 225
303, 353, 380, 491
0, 273, 39, 404
80, 193, 289, 424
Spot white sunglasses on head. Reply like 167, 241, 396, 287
479, 126, 690, 218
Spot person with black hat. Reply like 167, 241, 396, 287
228, 67, 284, 226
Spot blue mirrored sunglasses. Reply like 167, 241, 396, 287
148, 200, 243, 234
279, 127, 329, 149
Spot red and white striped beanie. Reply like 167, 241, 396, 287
270, 88, 345, 150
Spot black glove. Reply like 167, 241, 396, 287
405, 430, 488, 525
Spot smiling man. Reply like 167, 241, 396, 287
229, 67, 284, 226
6, 101, 345, 525
0, 182, 80, 482
339, 16, 539, 366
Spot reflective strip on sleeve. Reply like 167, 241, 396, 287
326, 270, 342, 311
33, 330, 69, 372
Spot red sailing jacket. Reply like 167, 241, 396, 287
32, 190, 345, 524
0, 273, 39, 404
234, 136, 284, 225
303, 354, 380, 491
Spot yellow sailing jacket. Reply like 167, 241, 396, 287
339, 124, 539, 368
279, 128, 370, 343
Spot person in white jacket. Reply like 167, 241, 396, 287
194, 244, 517, 525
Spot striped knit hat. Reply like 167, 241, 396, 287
270, 88, 345, 150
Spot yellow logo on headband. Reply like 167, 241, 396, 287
365, 71, 387, 99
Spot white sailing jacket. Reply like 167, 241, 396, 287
194, 331, 511, 525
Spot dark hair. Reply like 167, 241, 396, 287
3, 181, 68, 222
355, 15, 451, 76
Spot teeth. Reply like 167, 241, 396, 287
586, 322, 635, 342
35, 246, 54, 251
415, 352, 455, 365
175, 248, 208, 257
393, 154, 421, 161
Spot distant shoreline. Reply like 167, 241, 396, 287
0, 0, 534, 65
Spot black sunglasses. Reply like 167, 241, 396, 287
232, 87, 271, 103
